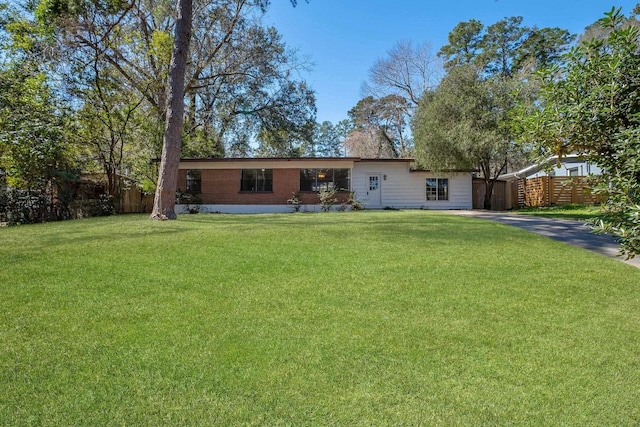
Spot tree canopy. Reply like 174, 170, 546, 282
414, 15, 569, 209
413, 65, 523, 209
0, 61, 79, 223
344, 95, 413, 158
0, 0, 315, 220
516, 7, 640, 257
438, 16, 574, 76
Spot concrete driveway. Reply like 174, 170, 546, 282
453, 210, 640, 269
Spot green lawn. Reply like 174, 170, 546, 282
1, 211, 639, 425
513, 204, 602, 221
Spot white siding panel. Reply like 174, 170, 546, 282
352, 162, 472, 209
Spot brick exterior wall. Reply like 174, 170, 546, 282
178, 168, 350, 205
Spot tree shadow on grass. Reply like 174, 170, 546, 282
1, 221, 190, 254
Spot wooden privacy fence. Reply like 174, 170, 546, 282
119, 187, 154, 213
79, 173, 153, 214
472, 176, 601, 210
517, 176, 601, 207
472, 178, 519, 210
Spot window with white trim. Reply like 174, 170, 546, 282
426, 178, 449, 201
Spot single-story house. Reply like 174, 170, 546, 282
176, 157, 472, 213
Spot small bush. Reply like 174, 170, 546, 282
73, 194, 115, 218
287, 192, 302, 213
1, 189, 52, 225
347, 191, 364, 210
176, 191, 202, 214
319, 189, 338, 212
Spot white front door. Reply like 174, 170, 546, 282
367, 175, 381, 207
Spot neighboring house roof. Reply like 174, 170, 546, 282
499, 154, 592, 180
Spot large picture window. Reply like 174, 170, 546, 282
426, 178, 449, 201
186, 170, 201, 193
241, 169, 273, 192
300, 169, 350, 192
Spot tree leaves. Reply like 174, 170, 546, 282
0, 65, 76, 191
438, 16, 574, 77
517, 7, 640, 257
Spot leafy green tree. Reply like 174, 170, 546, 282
419, 16, 573, 209
252, 80, 316, 157
153, 0, 305, 218
75, 62, 147, 198
413, 65, 523, 209
0, 63, 78, 222
184, 24, 315, 158
517, 7, 640, 257
481, 16, 530, 78
579, 4, 640, 43
438, 20, 484, 68
516, 27, 576, 71
21, 0, 310, 218
439, 16, 574, 76
312, 120, 349, 157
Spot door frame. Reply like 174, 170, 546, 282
366, 174, 382, 208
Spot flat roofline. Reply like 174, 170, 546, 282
410, 168, 474, 173
356, 158, 414, 163
177, 157, 414, 163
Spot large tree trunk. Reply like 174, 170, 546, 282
151, 0, 193, 220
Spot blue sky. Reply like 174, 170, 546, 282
265, 0, 639, 124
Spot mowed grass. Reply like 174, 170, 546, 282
514, 204, 602, 221
1, 211, 639, 425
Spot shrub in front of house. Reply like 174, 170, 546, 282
319, 188, 338, 212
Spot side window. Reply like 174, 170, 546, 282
438, 178, 449, 200
241, 169, 273, 192
333, 169, 350, 191
426, 178, 437, 200
299, 169, 315, 191
426, 178, 448, 201
186, 170, 201, 193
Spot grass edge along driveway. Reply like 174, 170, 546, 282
1, 211, 639, 425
